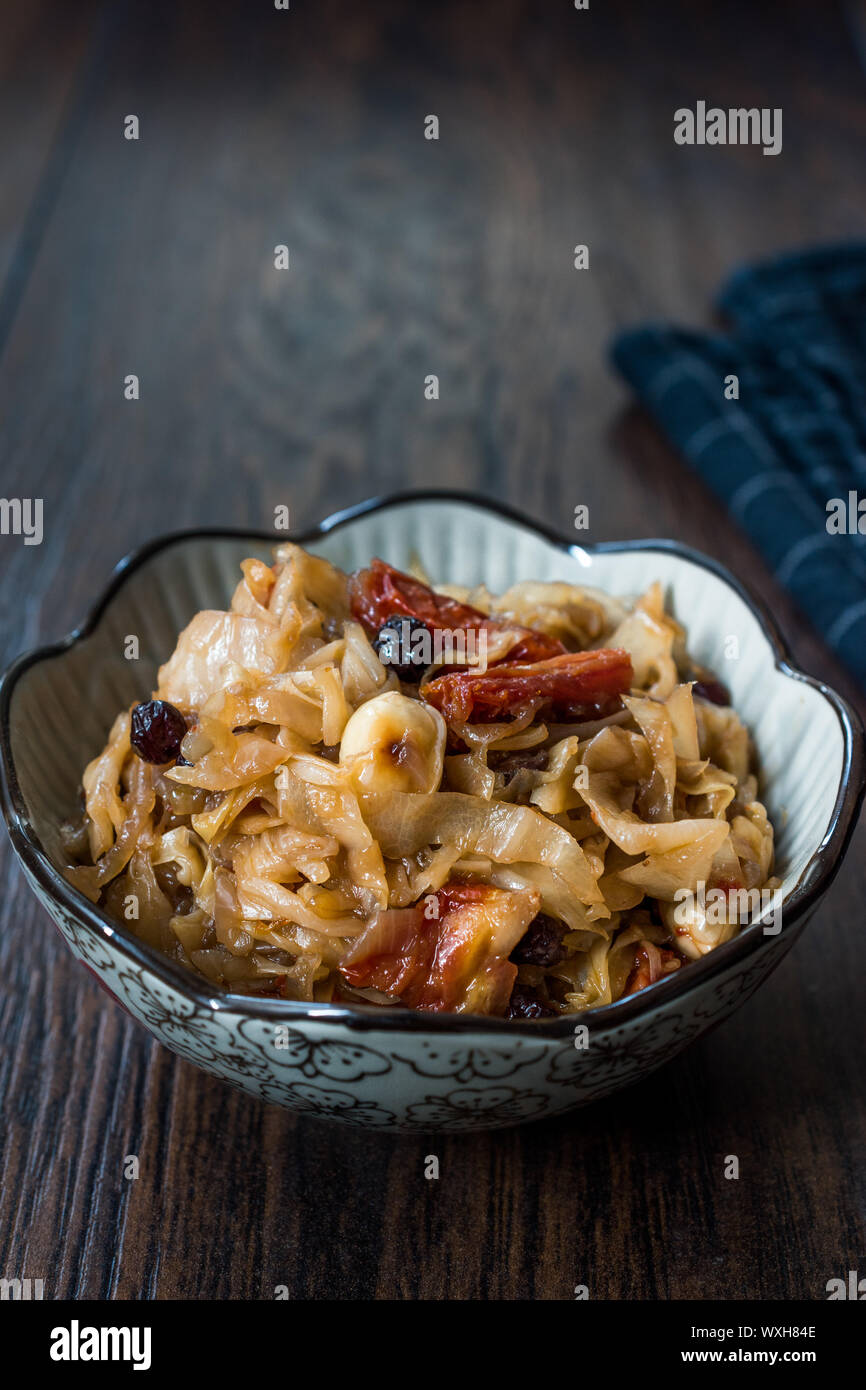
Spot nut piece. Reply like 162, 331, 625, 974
339, 690, 446, 795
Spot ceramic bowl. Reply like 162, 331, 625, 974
1, 493, 863, 1131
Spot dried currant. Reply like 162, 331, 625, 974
488, 748, 550, 775
510, 913, 568, 967
692, 677, 730, 706
505, 985, 557, 1020
153, 861, 194, 914
373, 616, 431, 681
130, 699, 188, 764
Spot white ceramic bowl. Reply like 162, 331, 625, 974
2, 493, 863, 1131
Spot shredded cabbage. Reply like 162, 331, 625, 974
64, 547, 777, 1017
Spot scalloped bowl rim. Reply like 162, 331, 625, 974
1, 489, 863, 1038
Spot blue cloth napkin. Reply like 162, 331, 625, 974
611, 244, 866, 686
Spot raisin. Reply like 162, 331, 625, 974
350, 558, 564, 663
373, 616, 431, 681
510, 913, 568, 967
505, 985, 557, 1020
154, 860, 194, 914
692, 677, 730, 706
423, 649, 633, 724
130, 699, 188, 764
488, 748, 549, 775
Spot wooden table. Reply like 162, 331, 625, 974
1, 0, 864, 1300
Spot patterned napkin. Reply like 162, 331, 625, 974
611, 244, 866, 685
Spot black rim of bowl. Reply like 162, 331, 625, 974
1, 488, 864, 1037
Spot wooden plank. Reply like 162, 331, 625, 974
0, 1, 105, 343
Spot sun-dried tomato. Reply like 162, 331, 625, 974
349, 559, 564, 665
340, 880, 536, 1015
622, 942, 681, 997
422, 647, 633, 724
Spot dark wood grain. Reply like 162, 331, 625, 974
1, 0, 865, 1301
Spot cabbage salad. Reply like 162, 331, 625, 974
65, 545, 777, 1018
